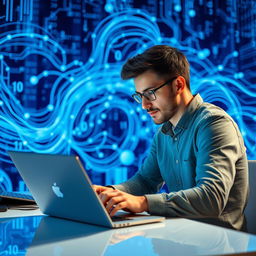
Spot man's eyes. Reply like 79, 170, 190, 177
145, 90, 154, 96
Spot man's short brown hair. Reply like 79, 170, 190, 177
121, 45, 190, 90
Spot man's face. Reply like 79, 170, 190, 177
134, 70, 179, 124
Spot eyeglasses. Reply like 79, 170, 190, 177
132, 76, 178, 103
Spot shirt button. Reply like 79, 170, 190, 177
176, 159, 179, 164
174, 137, 177, 141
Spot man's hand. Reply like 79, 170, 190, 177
92, 185, 114, 195
94, 188, 148, 217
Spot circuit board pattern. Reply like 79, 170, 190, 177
0, 216, 41, 255
0, 0, 255, 193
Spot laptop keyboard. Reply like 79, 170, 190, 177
111, 214, 135, 222
112, 215, 126, 221
0, 191, 35, 202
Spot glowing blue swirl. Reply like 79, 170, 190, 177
0, 5, 255, 189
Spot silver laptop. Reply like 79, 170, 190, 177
8, 151, 165, 228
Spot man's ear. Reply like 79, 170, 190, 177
175, 76, 186, 94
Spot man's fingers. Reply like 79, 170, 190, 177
92, 185, 105, 194
110, 202, 127, 216
105, 196, 124, 212
99, 190, 118, 205
93, 185, 114, 195
96, 190, 148, 216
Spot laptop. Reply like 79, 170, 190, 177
0, 191, 34, 203
8, 151, 165, 228
0, 187, 37, 212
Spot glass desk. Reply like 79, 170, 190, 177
0, 210, 256, 256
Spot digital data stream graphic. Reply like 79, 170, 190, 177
0, 0, 255, 193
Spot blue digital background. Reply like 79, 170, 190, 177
0, 0, 255, 195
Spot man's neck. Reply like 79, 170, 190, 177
170, 92, 194, 127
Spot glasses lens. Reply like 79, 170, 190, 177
132, 94, 142, 103
144, 90, 156, 101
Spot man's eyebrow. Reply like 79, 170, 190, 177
135, 86, 155, 93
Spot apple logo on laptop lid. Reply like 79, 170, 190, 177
52, 183, 64, 198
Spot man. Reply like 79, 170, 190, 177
94, 45, 248, 230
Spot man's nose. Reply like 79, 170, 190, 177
141, 96, 152, 110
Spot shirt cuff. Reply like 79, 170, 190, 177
145, 194, 166, 215
105, 185, 116, 190
113, 184, 128, 192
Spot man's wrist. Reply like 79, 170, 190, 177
141, 196, 149, 212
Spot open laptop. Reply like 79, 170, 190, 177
0, 184, 37, 212
0, 191, 37, 211
8, 151, 165, 228
0, 190, 34, 203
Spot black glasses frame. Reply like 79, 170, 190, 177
132, 76, 178, 103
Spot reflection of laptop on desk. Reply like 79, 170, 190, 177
8, 151, 165, 228
26, 216, 109, 256
26, 216, 165, 256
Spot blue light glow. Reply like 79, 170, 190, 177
0, 0, 255, 197
189, 9, 196, 17
30, 76, 38, 85
120, 150, 135, 166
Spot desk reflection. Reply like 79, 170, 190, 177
106, 218, 256, 256
23, 216, 256, 256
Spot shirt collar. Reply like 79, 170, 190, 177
161, 94, 203, 136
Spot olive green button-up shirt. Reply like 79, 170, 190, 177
115, 94, 248, 230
